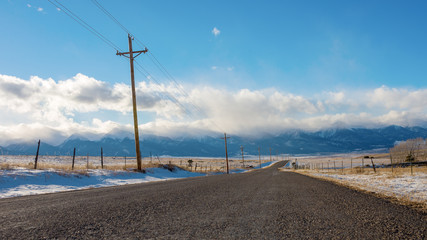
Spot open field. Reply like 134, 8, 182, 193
0, 155, 270, 173
293, 152, 394, 169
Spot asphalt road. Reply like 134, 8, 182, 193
0, 161, 426, 239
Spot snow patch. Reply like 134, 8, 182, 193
306, 172, 427, 206
0, 161, 277, 199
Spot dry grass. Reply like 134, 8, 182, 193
352, 153, 390, 159
0, 155, 266, 174
310, 165, 427, 176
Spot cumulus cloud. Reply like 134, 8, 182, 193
0, 73, 426, 145
212, 27, 220, 36
0, 74, 182, 145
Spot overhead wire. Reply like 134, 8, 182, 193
47, 0, 122, 52
50, 0, 225, 133
133, 61, 197, 119
90, 0, 225, 133
91, 0, 199, 116
49, 0, 196, 121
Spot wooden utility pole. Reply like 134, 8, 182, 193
116, 34, 148, 172
221, 133, 230, 174
240, 146, 245, 168
269, 147, 272, 162
101, 147, 104, 169
34, 139, 40, 169
72, 147, 76, 170
258, 147, 261, 169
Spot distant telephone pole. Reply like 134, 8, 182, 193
269, 147, 272, 162
258, 147, 261, 168
116, 34, 148, 171
240, 146, 245, 168
221, 133, 230, 174
34, 139, 40, 169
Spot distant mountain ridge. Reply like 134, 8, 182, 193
2, 126, 427, 157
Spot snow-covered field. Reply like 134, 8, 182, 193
296, 171, 427, 209
0, 167, 205, 199
282, 156, 427, 209
0, 160, 276, 199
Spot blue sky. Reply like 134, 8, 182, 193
0, 0, 426, 144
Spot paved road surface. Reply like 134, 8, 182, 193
0, 161, 426, 239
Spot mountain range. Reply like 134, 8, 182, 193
2, 126, 427, 157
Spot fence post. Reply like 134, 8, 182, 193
370, 157, 376, 173
86, 153, 89, 169
72, 148, 76, 170
390, 153, 393, 174
362, 158, 364, 173
124, 156, 127, 169
342, 160, 344, 174
34, 139, 40, 169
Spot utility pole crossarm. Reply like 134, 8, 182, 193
116, 48, 148, 57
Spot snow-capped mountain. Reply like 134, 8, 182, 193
2, 126, 427, 157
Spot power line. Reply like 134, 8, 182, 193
91, 0, 133, 35
48, 0, 122, 51
91, 0, 195, 113
90, 0, 225, 133
133, 61, 197, 119
53, 0, 225, 134
53, 0, 199, 121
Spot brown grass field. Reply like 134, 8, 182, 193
0, 155, 269, 173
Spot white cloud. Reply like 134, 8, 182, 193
211, 66, 218, 70
0, 73, 426, 145
26, 4, 45, 13
212, 27, 220, 36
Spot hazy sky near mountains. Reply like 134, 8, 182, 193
0, 1, 426, 145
